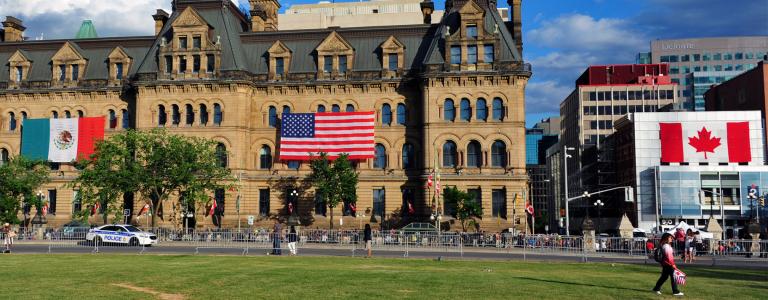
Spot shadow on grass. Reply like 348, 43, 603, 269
682, 267, 768, 283
511, 276, 649, 293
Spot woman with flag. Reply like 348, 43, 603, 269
653, 233, 685, 296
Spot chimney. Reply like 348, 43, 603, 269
507, 0, 523, 55
152, 9, 169, 35
250, 0, 280, 31
420, 0, 435, 24
2, 16, 25, 42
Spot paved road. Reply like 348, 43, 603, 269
6, 243, 766, 269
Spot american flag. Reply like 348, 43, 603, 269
279, 112, 375, 160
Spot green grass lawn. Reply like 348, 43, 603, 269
2, 254, 765, 299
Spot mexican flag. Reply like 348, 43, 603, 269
20, 117, 105, 162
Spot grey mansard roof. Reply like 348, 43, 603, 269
0, 0, 523, 86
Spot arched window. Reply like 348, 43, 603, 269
185, 104, 194, 125
171, 104, 181, 125
402, 143, 414, 169
374, 143, 387, 169
199, 104, 209, 125
158, 105, 167, 126
460, 98, 471, 121
121, 109, 129, 129
476, 98, 488, 121
108, 109, 117, 129
52, 111, 59, 119
0, 148, 8, 165
442, 141, 457, 168
491, 140, 507, 168
317, 104, 326, 112
64, 110, 71, 119
467, 140, 482, 168
21, 111, 27, 121
396, 103, 406, 125
345, 104, 354, 112
213, 103, 222, 125
77, 110, 84, 118
443, 99, 455, 122
268, 106, 277, 128
8, 112, 16, 131
282, 105, 291, 115
216, 143, 228, 168
331, 104, 340, 112
381, 104, 392, 126
259, 145, 272, 169
492, 98, 504, 121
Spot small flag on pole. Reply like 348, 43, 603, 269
525, 202, 534, 215
137, 203, 149, 217
208, 199, 217, 217
673, 269, 687, 286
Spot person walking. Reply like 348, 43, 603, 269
674, 228, 685, 259
363, 224, 373, 258
653, 233, 684, 296
684, 229, 694, 263
271, 219, 282, 255
287, 225, 298, 256
2, 223, 15, 253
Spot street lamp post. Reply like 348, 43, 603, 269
563, 146, 575, 235
594, 199, 604, 234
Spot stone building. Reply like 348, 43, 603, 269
0, 0, 530, 231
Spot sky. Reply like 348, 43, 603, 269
0, 0, 766, 126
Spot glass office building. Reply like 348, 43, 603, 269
688, 71, 741, 110
648, 37, 768, 111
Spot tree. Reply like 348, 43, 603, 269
308, 153, 358, 229
444, 187, 482, 232
70, 129, 235, 227
0, 157, 50, 225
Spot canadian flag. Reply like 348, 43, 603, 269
137, 203, 150, 217
659, 122, 751, 163
208, 199, 217, 217
525, 202, 534, 215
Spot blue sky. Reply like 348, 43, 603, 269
1, 0, 765, 127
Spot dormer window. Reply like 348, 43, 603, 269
159, 7, 222, 80
193, 36, 201, 49
179, 56, 187, 73
388, 53, 398, 70
467, 24, 478, 39
115, 63, 123, 80
484, 44, 494, 63
58, 65, 66, 81
15, 66, 22, 82
206, 54, 215, 73
193, 55, 200, 73
276, 57, 284, 75
8, 50, 32, 88
315, 31, 355, 80
323, 56, 332, 73
467, 45, 477, 64
339, 56, 348, 74
165, 56, 172, 73
72, 65, 79, 80
450, 46, 461, 64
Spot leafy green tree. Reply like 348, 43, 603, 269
0, 157, 50, 224
308, 153, 358, 229
444, 187, 482, 232
70, 129, 235, 227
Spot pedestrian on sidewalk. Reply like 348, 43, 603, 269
287, 225, 298, 256
270, 219, 282, 255
364, 224, 372, 258
653, 233, 684, 296
2, 223, 15, 253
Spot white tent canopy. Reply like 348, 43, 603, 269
665, 221, 714, 239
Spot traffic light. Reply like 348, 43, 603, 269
761, 198, 765, 207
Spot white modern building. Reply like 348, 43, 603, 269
615, 111, 767, 238
278, 0, 508, 30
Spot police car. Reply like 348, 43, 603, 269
86, 224, 157, 246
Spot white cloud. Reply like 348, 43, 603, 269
0, 0, 249, 39
525, 80, 573, 114
527, 13, 645, 51
528, 51, 600, 71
